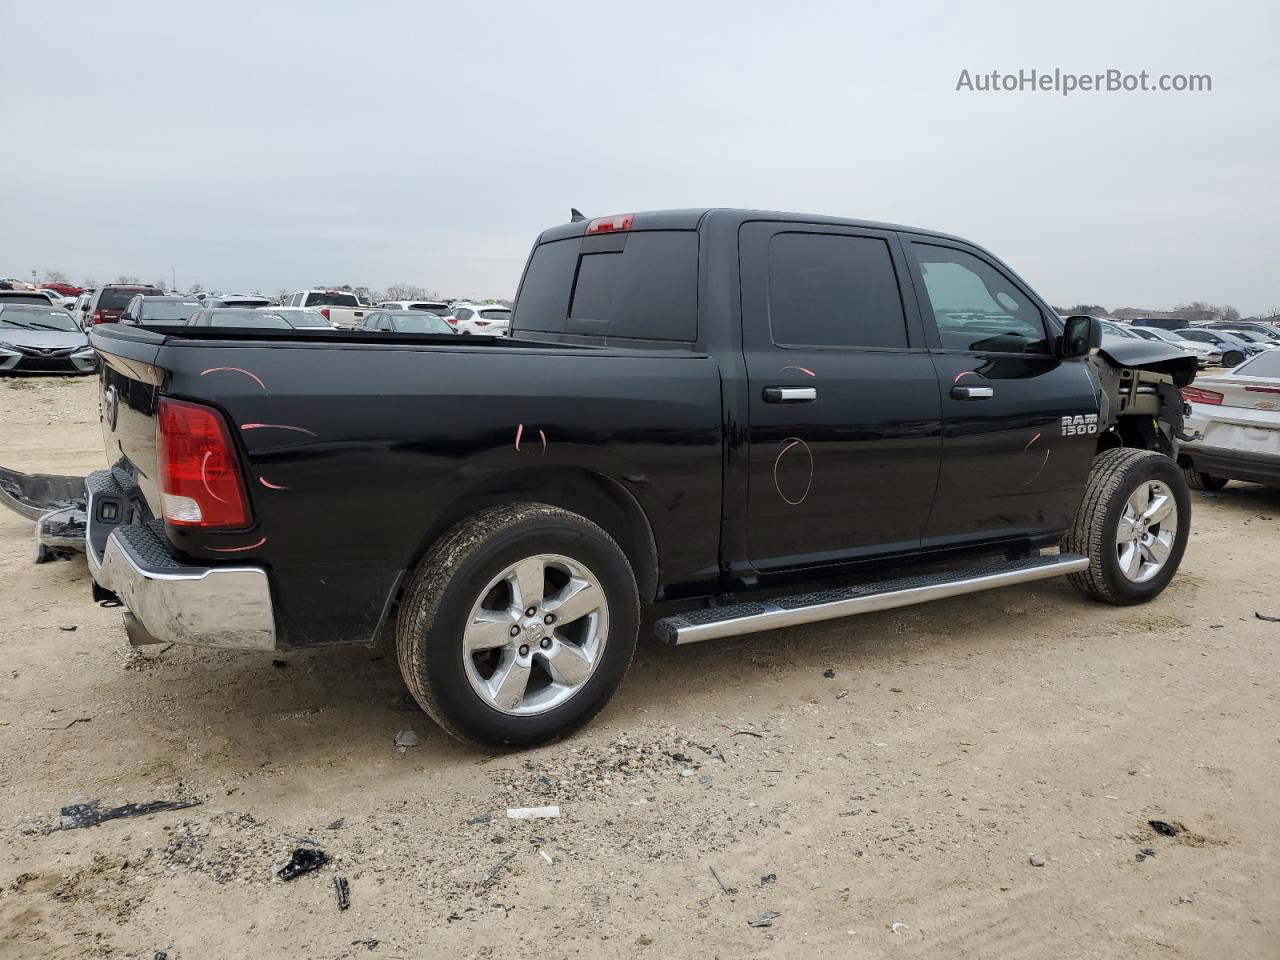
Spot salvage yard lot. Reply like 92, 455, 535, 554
1, 375, 1277, 959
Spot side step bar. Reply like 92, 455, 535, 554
654, 553, 1089, 645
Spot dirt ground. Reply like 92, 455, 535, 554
1, 374, 1277, 960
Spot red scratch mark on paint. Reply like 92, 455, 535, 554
783, 366, 817, 377
200, 451, 229, 503
538, 429, 547, 454
954, 370, 982, 383
1023, 449, 1051, 486
200, 367, 266, 391
515, 423, 524, 452
209, 537, 267, 553
772, 437, 814, 506
240, 423, 317, 436
1024, 431, 1042, 450
258, 477, 291, 490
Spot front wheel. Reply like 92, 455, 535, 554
1064, 448, 1191, 605
396, 503, 639, 749
1223, 350, 1245, 367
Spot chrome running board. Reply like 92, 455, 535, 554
654, 553, 1089, 645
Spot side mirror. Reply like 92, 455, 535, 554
1060, 315, 1100, 358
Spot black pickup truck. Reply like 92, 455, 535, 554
8, 209, 1200, 749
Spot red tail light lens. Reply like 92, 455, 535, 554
1245, 385, 1280, 395
320, 307, 331, 320
1180, 386, 1223, 405
585, 213, 634, 235
157, 397, 251, 528
445, 315, 456, 326
92, 310, 104, 324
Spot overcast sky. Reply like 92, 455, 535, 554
2, 0, 1277, 311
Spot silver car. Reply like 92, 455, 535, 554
1181, 350, 1280, 490
0, 304, 96, 374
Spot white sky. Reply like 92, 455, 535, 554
2, 0, 1277, 311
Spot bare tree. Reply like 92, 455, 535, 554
43, 269, 69, 285
81, 277, 100, 290
1218, 305, 1240, 323
116, 274, 141, 284
188, 282, 204, 294
384, 282, 430, 301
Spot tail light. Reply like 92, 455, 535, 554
157, 397, 252, 528
92, 310, 104, 324
445, 315, 456, 326
474, 321, 490, 327
585, 213, 634, 235
320, 307, 331, 320
1180, 386, 1223, 405
1246, 385, 1280, 395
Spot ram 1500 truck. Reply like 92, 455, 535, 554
15, 209, 1200, 749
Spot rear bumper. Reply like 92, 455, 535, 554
85, 470, 277, 650
1182, 445, 1280, 485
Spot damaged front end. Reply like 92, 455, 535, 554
0, 466, 87, 562
1090, 340, 1199, 456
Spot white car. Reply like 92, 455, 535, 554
1181, 350, 1280, 490
1127, 326, 1222, 367
281, 289, 370, 328
451, 303, 511, 335
263, 306, 333, 329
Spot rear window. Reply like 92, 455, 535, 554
1237, 351, 1280, 377
392, 313, 453, 334
99, 288, 158, 309
479, 309, 511, 321
1, 292, 55, 305
409, 302, 449, 313
304, 291, 359, 307
513, 231, 698, 342
205, 310, 292, 329
285, 311, 332, 327
140, 300, 201, 322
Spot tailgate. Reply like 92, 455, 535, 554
93, 328, 167, 518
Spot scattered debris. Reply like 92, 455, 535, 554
1029, 854, 1046, 867
891, 921, 910, 935
889, 687, 903, 693
836, 689, 849, 699
325, 818, 345, 830
271, 659, 288, 668
1150, 819, 1181, 837
669, 751, 692, 764
680, 769, 695, 778
334, 875, 350, 910
709, 865, 736, 896
154, 952, 167, 960
506, 805, 559, 820
748, 911, 780, 928
731, 730, 764, 738
823, 668, 835, 678
1179, 894, 1194, 904
483, 852, 516, 886
57, 799, 200, 831
1136, 847, 1157, 862
58, 624, 78, 632
394, 729, 421, 749
760, 873, 776, 885
538, 848, 554, 864
42, 716, 91, 731
351, 940, 379, 950
389, 693, 418, 711
465, 814, 492, 825
1255, 612, 1280, 623
636, 934, 654, 945
274, 847, 328, 881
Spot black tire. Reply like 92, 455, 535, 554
396, 503, 639, 750
1182, 466, 1228, 491
1223, 350, 1244, 367
1063, 448, 1191, 605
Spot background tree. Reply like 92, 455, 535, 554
43, 269, 69, 285
116, 274, 141, 284
81, 277, 99, 290
188, 282, 204, 294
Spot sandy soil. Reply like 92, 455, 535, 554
1, 374, 1277, 959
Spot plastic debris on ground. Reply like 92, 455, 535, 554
1255, 612, 1280, 623
1136, 847, 1157, 862
275, 847, 329, 881
325, 818, 345, 830
748, 911, 780, 928
394, 730, 421, 749
1150, 819, 1181, 837
891, 921, 909, 935
506, 805, 559, 819
57, 799, 201, 831
334, 875, 350, 910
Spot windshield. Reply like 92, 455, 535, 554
0, 305, 80, 331
140, 300, 201, 322
392, 313, 454, 334
304, 291, 359, 307
205, 310, 292, 329
1229, 330, 1270, 344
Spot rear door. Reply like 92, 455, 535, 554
902, 238, 1099, 546
740, 222, 943, 571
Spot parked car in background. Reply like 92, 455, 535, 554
1176, 328, 1261, 368
39, 289, 77, 309
0, 303, 96, 374
1128, 326, 1222, 367
263, 306, 333, 329
71, 290, 94, 324
187, 308, 294, 329
42, 282, 84, 298
1218, 329, 1280, 352
203, 294, 273, 309
451, 302, 511, 335
1202, 321, 1280, 344
0, 289, 58, 307
119, 295, 203, 326
1132, 317, 1191, 332
281, 289, 368, 327
1181, 350, 1280, 490
357, 310, 455, 334
83, 283, 163, 327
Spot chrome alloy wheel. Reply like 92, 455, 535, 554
462, 554, 609, 716
1116, 480, 1178, 583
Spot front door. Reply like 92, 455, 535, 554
902, 239, 1100, 546
740, 222, 943, 572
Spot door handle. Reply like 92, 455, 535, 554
951, 385, 994, 400
763, 386, 817, 403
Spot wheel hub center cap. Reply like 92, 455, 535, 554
523, 620, 546, 644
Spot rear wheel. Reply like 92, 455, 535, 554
1064, 449, 1191, 605
1182, 466, 1228, 491
396, 503, 639, 750
1223, 350, 1245, 367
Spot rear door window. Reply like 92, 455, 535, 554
767, 233, 908, 349
513, 231, 698, 342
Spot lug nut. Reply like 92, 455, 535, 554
510, 624, 521, 636
540, 637, 552, 650
518, 644, 530, 657
525, 606, 537, 617
544, 613, 556, 625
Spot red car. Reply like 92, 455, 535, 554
43, 282, 83, 297
85, 284, 163, 326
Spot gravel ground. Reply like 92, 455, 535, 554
1, 374, 1277, 959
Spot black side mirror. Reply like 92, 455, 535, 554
1060, 315, 1101, 358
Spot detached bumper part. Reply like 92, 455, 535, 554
91, 521, 277, 650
